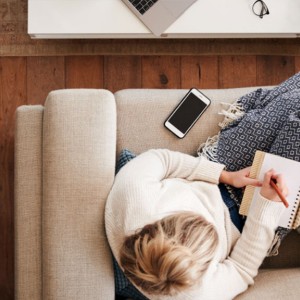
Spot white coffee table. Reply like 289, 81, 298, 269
28, 0, 300, 38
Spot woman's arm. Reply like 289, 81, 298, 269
117, 149, 225, 185
219, 167, 262, 188
204, 170, 287, 299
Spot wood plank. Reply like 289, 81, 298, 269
295, 56, 300, 73
218, 55, 257, 88
27, 56, 65, 105
181, 56, 218, 89
65, 56, 104, 88
104, 56, 141, 93
142, 56, 181, 88
0, 57, 27, 300
3, 38, 300, 57
256, 56, 295, 86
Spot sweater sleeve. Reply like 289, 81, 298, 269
202, 195, 285, 300
116, 149, 225, 185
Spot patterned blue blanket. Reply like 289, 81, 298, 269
199, 72, 300, 255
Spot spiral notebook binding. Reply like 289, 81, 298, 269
291, 188, 300, 229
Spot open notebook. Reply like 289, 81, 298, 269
239, 151, 300, 229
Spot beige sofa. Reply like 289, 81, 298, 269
15, 88, 300, 300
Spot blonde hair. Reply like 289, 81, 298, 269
120, 212, 218, 296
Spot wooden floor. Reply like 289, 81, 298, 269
0, 54, 300, 299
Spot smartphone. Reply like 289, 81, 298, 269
164, 88, 211, 138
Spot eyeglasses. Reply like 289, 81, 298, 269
252, 0, 270, 19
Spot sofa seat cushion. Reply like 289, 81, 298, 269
236, 268, 300, 299
115, 88, 258, 156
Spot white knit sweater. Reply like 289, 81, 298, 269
105, 149, 284, 300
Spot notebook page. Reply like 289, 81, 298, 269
249, 153, 300, 228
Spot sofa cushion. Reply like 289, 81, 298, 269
236, 268, 300, 299
115, 88, 258, 156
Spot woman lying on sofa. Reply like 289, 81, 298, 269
105, 149, 288, 300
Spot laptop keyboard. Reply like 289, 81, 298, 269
129, 0, 158, 15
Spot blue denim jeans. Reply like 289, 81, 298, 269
218, 183, 245, 233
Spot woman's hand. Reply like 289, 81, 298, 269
220, 167, 262, 188
260, 169, 288, 202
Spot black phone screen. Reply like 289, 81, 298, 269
168, 93, 207, 134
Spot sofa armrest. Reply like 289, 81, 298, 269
42, 89, 116, 299
15, 105, 44, 300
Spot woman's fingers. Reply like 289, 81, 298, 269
261, 169, 289, 201
271, 173, 289, 197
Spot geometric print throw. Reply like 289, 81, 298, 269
217, 74, 300, 173
270, 111, 300, 159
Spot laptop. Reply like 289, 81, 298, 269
122, 0, 197, 36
